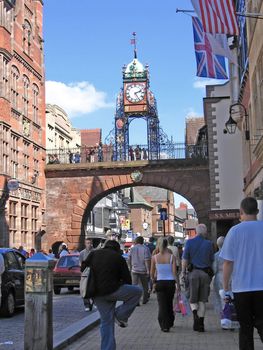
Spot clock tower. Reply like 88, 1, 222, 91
114, 33, 160, 161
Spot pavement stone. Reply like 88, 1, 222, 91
0, 288, 94, 350
63, 293, 262, 350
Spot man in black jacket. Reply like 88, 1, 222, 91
84, 240, 142, 350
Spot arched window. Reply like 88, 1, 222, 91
23, 20, 32, 56
32, 83, 39, 123
22, 75, 30, 117
11, 66, 20, 109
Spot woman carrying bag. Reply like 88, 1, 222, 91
150, 237, 179, 332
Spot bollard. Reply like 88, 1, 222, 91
24, 253, 55, 350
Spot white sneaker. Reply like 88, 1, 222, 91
85, 307, 90, 312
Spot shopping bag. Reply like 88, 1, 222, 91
175, 292, 190, 316
220, 300, 240, 329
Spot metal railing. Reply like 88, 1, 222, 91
46, 143, 208, 165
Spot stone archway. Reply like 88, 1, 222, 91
45, 158, 210, 250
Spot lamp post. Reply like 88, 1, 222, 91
224, 102, 250, 140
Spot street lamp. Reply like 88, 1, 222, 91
224, 102, 250, 140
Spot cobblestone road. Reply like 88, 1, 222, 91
0, 288, 94, 350
64, 294, 262, 350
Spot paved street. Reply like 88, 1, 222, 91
0, 288, 94, 350
64, 293, 262, 350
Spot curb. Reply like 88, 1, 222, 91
53, 310, 100, 350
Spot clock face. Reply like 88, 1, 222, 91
126, 84, 145, 103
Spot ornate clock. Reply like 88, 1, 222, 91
125, 84, 145, 103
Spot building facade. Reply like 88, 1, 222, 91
135, 187, 175, 237
204, 82, 244, 240
0, 0, 46, 249
241, 1, 263, 214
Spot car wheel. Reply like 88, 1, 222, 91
54, 287, 61, 295
68, 286, 74, 291
0, 290, 15, 317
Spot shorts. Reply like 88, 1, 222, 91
189, 269, 211, 303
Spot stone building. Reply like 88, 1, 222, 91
127, 188, 153, 238
0, 0, 46, 249
240, 1, 263, 214
204, 82, 243, 240
135, 187, 175, 237
46, 104, 81, 151
185, 116, 205, 145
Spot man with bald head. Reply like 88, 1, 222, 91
182, 223, 214, 332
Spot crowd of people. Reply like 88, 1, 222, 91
79, 196, 263, 350
2, 196, 262, 350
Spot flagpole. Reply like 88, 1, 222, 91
176, 8, 263, 20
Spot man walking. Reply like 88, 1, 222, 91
83, 240, 142, 350
128, 236, 151, 304
220, 197, 263, 350
182, 224, 214, 332
79, 238, 94, 311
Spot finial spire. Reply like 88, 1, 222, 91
130, 32, 137, 59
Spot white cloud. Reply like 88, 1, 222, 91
193, 77, 226, 89
184, 107, 203, 119
45, 81, 114, 117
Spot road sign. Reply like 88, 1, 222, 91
159, 208, 168, 221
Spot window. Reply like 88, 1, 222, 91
23, 20, 32, 56
33, 146, 39, 185
21, 203, 29, 246
23, 141, 30, 181
22, 75, 30, 117
157, 220, 163, 232
0, 55, 9, 98
9, 201, 17, 247
31, 206, 38, 248
32, 84, 39, 123
11, 66, 19, 109
10, 134, 19, 178
2, 125, 9, 173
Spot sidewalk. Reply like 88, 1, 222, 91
63, 294, 262, 350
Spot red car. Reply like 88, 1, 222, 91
53, 254, 81, 295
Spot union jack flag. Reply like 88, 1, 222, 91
192, 17, 228, 79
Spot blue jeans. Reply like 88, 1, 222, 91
94, 284, 142, 350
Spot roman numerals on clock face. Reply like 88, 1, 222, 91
126, 84, 145, 103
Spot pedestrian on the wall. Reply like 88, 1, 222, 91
181, 223, 214, 332
134, 145, 141, 160
79, 238, 94, 311
220, 197, 263, 350
98, 142, 103, 162
82, 240, 142, 350
74, 151, 81, 163
128, 236, 151, 305
69, 151, 74, 163
150, 237, 178, 332
129, 146, 134, 161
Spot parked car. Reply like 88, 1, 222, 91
0, 248, 26, 317
53, 254, 81, 295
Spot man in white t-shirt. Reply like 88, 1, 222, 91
0, 252, 5, 307
220, 197, 263, 350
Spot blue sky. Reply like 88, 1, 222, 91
44, 0, 223, 145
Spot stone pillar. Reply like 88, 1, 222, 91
24, 253, 55, 350
210, 220, 217, 244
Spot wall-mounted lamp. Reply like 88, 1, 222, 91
223, 102, 250, 140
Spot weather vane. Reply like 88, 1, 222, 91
130, 32, 137, 58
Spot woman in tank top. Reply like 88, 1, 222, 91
150, 237, 179, 332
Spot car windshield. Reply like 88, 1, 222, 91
57, 256, 79, 268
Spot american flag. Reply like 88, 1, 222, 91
191, 0, 239, 35
192, 17, 228, 79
